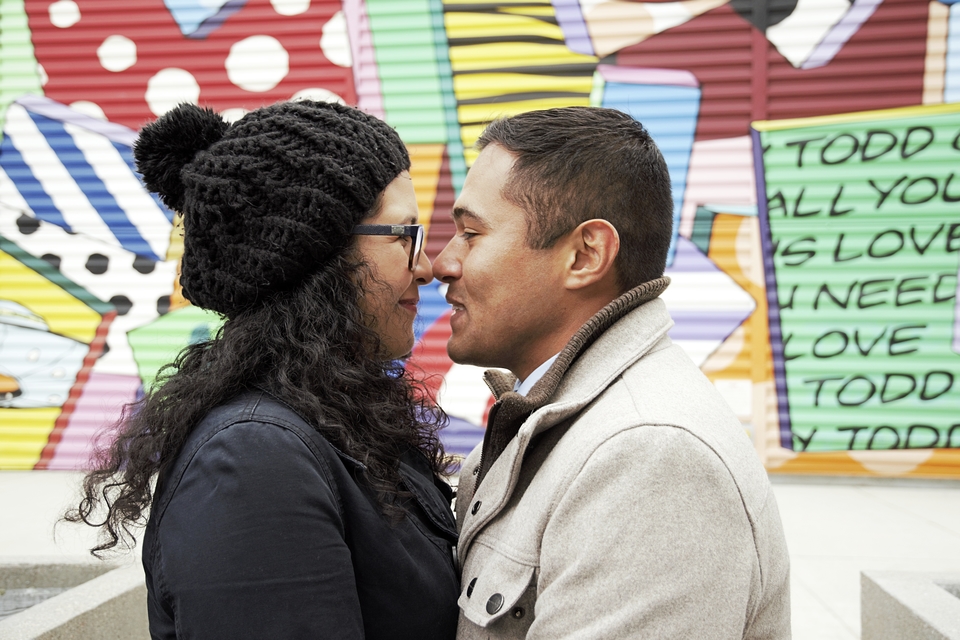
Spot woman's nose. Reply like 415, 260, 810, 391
414, 249, 433, 285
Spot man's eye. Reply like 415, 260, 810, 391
460, 230, 478, 239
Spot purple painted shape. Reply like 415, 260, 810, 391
191, 0, 246, 39
954, 260, 960, 355
551, 0, 594, 56
668, 311, 753, 341
15, 95, 138, 146
665, 236, 720, 273
751, 127, 792, 450
801, 0, 883, 70
344, 0, 385, 118
597, 64, 699, 88
46, 372, 141, 470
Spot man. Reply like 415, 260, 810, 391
433, 106, 791, 639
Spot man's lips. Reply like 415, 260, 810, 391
445, 296, 465, 315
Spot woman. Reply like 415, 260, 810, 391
66, 100, 459, 639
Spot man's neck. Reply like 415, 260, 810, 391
513, 354, 560, 396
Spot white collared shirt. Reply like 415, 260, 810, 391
513, 354, 560, 397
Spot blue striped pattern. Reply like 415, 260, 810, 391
28, 111, 159, 259
602, 82, 701, 268
0, 100, 174, 261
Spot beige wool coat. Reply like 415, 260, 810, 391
454, 281, 791, 639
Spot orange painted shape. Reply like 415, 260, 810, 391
167, 214, 190, 312
0, 374, 19, 395
914, 450, 960, 478
770, 451, 949, 479
703, 214, 772, 384
407, 144, 446, 237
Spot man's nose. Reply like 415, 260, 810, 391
432, 240, 460, 283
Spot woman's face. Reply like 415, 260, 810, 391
354, 171, 433, 360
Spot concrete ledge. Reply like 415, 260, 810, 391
862, 570, 960, 639
0, 556, 114, 590
769, 474, 960, 488
0, 557, 148, 640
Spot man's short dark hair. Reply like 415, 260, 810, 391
476, 106, 673, 291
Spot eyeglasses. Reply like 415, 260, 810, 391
351, 224, 425, 271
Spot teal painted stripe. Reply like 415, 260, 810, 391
367, 0, 446, 145
433, 0, 465, 192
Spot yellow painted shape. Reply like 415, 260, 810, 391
463, 145, 481, 167
0, 407, 60, 469
458, 95, 591, 129
166, 213, 184, 264
449, 43, 597, 72
753, 101, 960, 132
453, 72, 594, 100
442, 0, 551, 6
166, 214, 189, 312
499, 5, 556, 16
407, 144, 445, 236
0, 250, 99, 344
445, 10, 566, 40
458, 96, 593, 154
923, 0, 949, 105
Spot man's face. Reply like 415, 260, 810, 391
433, 144, 569, 380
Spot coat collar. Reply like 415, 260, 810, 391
474, 276, 672, 487
458, 278, 675, 563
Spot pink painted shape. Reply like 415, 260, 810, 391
678, 135, 756, 240
344, 0, 385, 118
596, 64, 699, 88
46, 372, 141, 470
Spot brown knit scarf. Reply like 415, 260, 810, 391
474, 276, 670, 488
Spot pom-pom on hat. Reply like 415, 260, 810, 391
134, 100, 411, 317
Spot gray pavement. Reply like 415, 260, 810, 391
2, 470, 959, 639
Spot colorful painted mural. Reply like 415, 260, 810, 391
0, 0, 958, 477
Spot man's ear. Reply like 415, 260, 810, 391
564, 219, 620, 290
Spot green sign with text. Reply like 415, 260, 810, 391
756, 103, 960, 452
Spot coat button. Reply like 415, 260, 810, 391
471, 500, 481, 515
466, 577, 477, 598
486, 593, 504, 614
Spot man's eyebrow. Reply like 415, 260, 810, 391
451, 206, 487, 226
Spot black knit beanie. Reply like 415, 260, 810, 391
133, 100, 411, 317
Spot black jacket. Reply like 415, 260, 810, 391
143, 391, 459, 639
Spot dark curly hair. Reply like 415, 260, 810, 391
65, 250, 449, 557
65, 99, 448, 556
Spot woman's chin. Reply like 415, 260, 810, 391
381, 335, 416, 362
